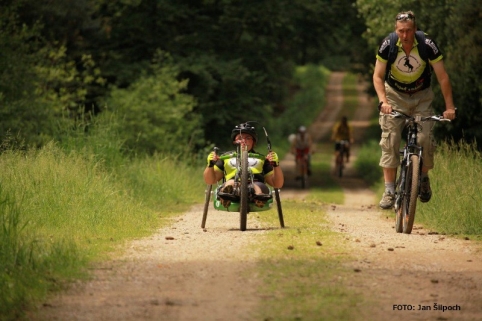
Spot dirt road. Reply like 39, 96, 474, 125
32, 72, 482, 321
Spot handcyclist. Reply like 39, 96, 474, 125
331, 116, 353, 163
203, 123, 284, 207
373, 10, 456, 209
290, 125, 314, 177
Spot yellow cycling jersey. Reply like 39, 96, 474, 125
332, 123, 352, 141
376, 35, 443, 93
214, 151, 274, 182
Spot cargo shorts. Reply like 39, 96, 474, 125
379, 84, 437, 169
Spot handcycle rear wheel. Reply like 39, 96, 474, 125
201, 184, 212, 228
401, 154, 419, 234
239, 148, 249, 231
274, 188, 284, 228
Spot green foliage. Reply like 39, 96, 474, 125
0, 9, 56, 147
270, 64, 331, 140
105, 52, 202, 155
0, 0, 368, 151
355, 140, 383, 186
0, 4, 105, 147
0, 133, 205, 319
418, 140, 482, 235
0, 184, 86, 320
34, 47, 105, 114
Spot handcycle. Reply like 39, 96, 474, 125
384, 109, 452, 234
294, 148, 309, 189
201, 123, 284, 231
335, 140, 350, 178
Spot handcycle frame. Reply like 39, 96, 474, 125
387, 109, 451, 234
201, 124, 284, 231
335, 140, 350, 178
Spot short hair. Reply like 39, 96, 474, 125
394, 11, 416, 29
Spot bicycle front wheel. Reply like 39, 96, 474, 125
239, 148, 249, 231
402, 154, 420, 234
395, 167, 403, 233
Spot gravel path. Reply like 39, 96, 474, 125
32, 72, 482, 321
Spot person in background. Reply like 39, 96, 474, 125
290, 125, 314, 177
331, 116, 354, 163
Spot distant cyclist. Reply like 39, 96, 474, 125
331, 116, 353, 163
290, 125, 314, 176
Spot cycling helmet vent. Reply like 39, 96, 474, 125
231, 122, 258, 142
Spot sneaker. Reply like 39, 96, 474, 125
379, 191, 395, 209
419, 177, 432, 203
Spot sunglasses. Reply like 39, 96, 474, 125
396, 13, 415, 21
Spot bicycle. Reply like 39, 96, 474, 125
294, 148, 309, 189
201, 123, 284, 231
385, 109, 452, 234
335, 140, 350, 178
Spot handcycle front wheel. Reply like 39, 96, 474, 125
239, 147, 249, 231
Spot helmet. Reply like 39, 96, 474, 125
298, 126, 306, 133
231, 122, 258, 142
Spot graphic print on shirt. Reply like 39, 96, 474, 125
395, 54, 423, 75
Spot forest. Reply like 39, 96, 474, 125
1, 0, 481, 155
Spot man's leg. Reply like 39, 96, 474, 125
379, 167, 397, 209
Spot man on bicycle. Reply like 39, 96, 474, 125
203, 123, 284, 207
373, 11, 456, 209
331, 116, 353, 163
290, 125, 313, 177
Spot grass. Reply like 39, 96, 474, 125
247, 72, 370, 320
252, 200, 366, 321
0, 140, 205, 320
417, 140, 482, 236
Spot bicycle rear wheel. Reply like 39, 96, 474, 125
336, 152, 343, 177
402, 154, 420, 234
239, 148, 249, 231
299, 156, 307, 189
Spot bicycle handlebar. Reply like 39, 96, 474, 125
388, 110, 452, 122
219, 152, 265, 160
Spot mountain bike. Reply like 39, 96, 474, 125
335, 140, 350, 178
201, 123, 284, 231
386, 110, 452, 234
295, 148, 309, 189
